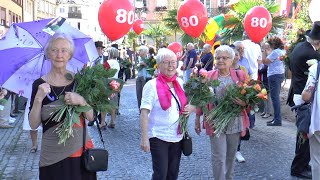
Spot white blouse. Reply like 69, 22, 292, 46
140, 78, 184, 142
305, 63, 320, 136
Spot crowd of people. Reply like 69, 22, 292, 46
2, 21, 320, 179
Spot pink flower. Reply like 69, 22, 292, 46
199, 69, 208, 78
192, 67, 198, 74
109, 80, 121, 92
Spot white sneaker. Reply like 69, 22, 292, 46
9, 117, 16, 124
235, 151, 245, 163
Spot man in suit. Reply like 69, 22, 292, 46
287, 21, 320, 179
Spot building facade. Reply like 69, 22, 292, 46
0, 0, 23, 37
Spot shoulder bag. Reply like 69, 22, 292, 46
169, 89, 192, 156
292, 61, 320, 133
82, 112, 108, 172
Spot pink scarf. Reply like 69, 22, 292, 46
156, 73, 187, 112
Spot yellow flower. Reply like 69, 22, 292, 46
261, 88, 267, 95
154, 64, 158, 69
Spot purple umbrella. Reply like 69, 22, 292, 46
0, 17, 98, 98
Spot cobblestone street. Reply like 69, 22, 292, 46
0, 79, 307, 180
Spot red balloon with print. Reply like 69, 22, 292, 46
98, 0, 134, 41
243, 6, 272, 43
177, 0, 208, 38
168, 42, 183, 59
133, 19, 144, 35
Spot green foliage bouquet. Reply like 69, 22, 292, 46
146, 57, 157, 76
50, 61, 124, 145
206, 80, 267, 137
178, 67, 220, 136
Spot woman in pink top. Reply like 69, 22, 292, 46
195, 45, 249, 180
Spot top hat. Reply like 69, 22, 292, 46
95, 41, 105, 48
111, 43, 119, 50
306, 21, 320, 40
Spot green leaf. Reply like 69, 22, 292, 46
72, 113, 81, 125
74, 105, 92, 113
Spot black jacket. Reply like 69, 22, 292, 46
287, 41, 320, 106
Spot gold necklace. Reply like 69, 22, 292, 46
46, 73, 68, 100
50, 85, 67, 100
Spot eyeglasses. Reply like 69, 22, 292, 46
50, 48, 69, 55
216, 56, 231, 61
161, 61, 177, 65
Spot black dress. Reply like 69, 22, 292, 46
30, 78, 96, 180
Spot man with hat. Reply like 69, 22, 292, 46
94, 41, 105, 65
88, 41, 106, 126
287, 21, 320, 179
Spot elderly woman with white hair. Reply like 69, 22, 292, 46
140, 48, 195, 180
195, 45, 249, 180
99, 47, 120, 129
29, 33, 96, 179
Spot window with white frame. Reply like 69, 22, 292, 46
60, 7, 65, 13
156, 0, 167, 7
218, 0, 230, 7
1, 7, 6, 26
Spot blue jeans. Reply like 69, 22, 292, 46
183, 68, 192, 83
268, 74, 284, 123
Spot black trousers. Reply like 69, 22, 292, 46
291, 133, 310, 173
149, 137, 182, 180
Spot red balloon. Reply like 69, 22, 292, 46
243, 6, 272, 43
168, 42, 183, 59
177, 0, 208, 38
98, 0, 134, 41
133, 19, 144, 35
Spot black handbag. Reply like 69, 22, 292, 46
169, 89, 193, 156
82, 113, 108, 172
181, 132, 192, 156
240, 128, 250, 141
295, 103, 312, 133
292, 61, 320, 134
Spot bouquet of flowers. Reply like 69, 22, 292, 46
50, 61, 124, 144
206, 80, 267, 137
303, 59, 318, 75
120, 57, 132, 69
146, 57, 157, 76
178, 67, 220, 136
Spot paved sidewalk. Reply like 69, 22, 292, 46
0, 79, 305, 179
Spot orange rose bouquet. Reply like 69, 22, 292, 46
206, 80, 267, 137
178, 67, 220, 136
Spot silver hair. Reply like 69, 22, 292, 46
156, 48, 177, 64
44, 33, 75, 59
306, 36, 320, 46
203, 44, 212, 50
187, 43, 194, 48
106, 47, 119, 59
233, 41, 243, 47
138, 45, 149, 53
214, 45, 235, 61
